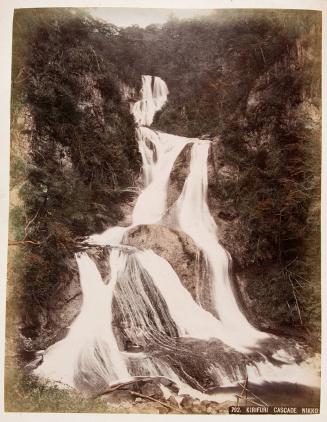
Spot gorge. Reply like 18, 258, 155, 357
32, 75, 320, 402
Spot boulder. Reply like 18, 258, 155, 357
124, 224, 206, 301
168, 395, 179, 407
167, 143, 192, 208
158, 377, 179, 394
207, 405, 217, 414
104, 390, 134, 404
86, 246, 111, 282
180, 395, 194, 410
141, 382, 164, 399
192, 398, 201, 407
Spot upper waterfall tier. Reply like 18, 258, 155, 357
132, 75, 168, 126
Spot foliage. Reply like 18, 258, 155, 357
5, 365, 111, 412
9, 8, 321, 364
10, 8, 141, 339
119, 10, 321, 344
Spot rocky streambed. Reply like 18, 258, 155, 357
91, 376, 320, 414
95, 376, 233, 414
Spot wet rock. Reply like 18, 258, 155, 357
24, 354, 43, 370
200, 400, 211, 408
124, 224, 205, 301
199, 134, 212, 140
166, 143, 192, 207
168, 395, 179, 407
205, 401, 222, 414
21, 256, 82, 353
207, 405, 217, 414
191, 398, 204, 413
86, 246, 111, 282
192, 398, 201, 405
21, 243, 118, 356
197, 403, 209, 413
180, 395, 194, 410
159, 377, 179, 393
141, 382, 164, 399
105, 390, 134, 404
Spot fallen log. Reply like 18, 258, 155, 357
128, 390, 185, 413
93, 376, 184, 413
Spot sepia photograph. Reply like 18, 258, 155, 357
2, 2, 323, 416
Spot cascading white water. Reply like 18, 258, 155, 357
174, 141, 268, 346
136, 250, 247, 349
131, 79, 266, 347
132, 130, 190, 225
34, 75, 320, 397
132, 75, 168, 126
136, 127, 156, 186
131, 78, 191, 224
34, 252, 130, 389
113, 250, 180, 345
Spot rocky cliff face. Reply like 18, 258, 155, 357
12, 68, 141, 360
124, 224, 204, 302
20, 221, 207, 354
19, 246, 114, 354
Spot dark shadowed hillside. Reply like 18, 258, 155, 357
9, 8, 142, 356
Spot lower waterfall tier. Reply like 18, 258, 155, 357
34, 246, 320, 397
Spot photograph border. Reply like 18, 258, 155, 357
0, 0, 326, 420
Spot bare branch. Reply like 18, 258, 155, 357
238, 382, 268, 406
23, 208, 41, 241
8, 240, 41, 246
92, 378, 185, 414
129, 390, 185, 413
288, 275, 303, 325
259, 46, 266, 64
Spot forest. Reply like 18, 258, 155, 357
7, 7, 321, 411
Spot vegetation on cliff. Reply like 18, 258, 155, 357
9, 9, 141, 346
126, 10, 321, 345
8, 7, 321, 371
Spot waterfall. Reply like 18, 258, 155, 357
34, 75, 320, 397
132, 130, 190, 225
131, 75, 168, 126
34, 252, 130, 390
136, 250, 247, 349
174, 141, 268, 346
